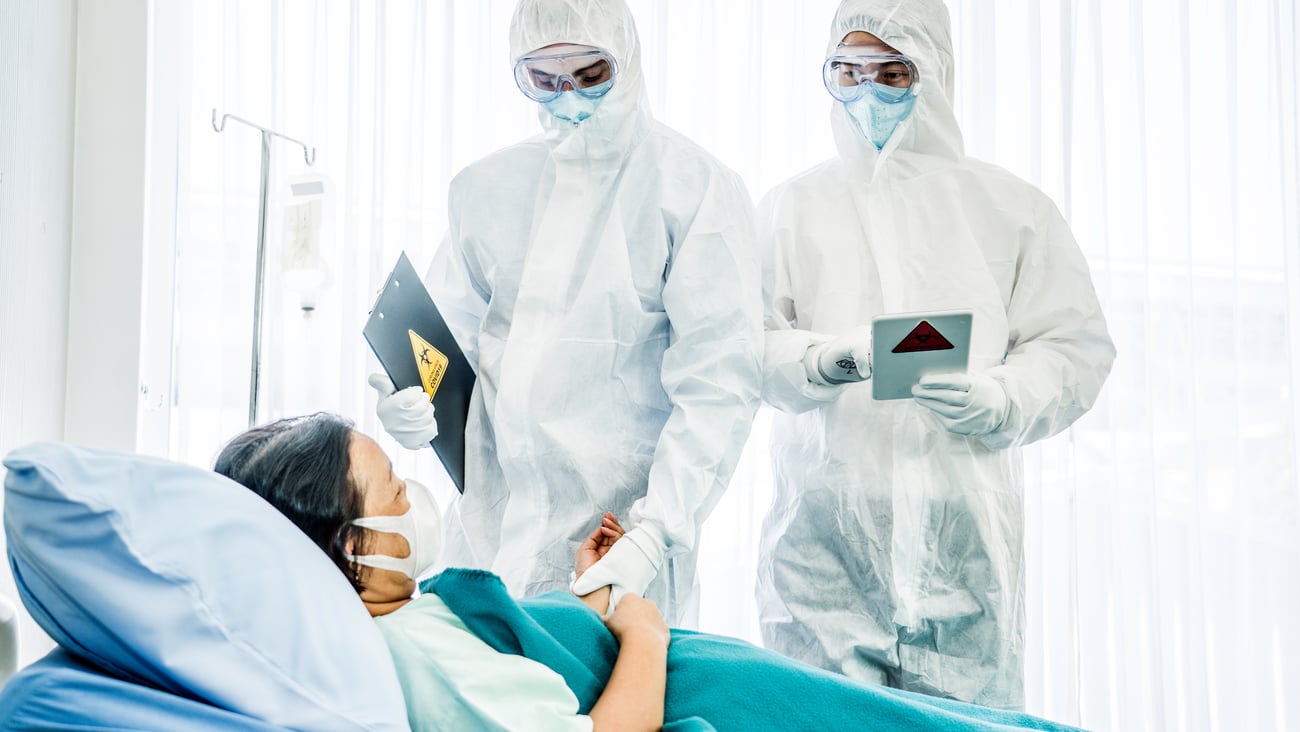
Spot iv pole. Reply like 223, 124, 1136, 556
211, 110, 317, 427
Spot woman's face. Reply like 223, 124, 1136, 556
347, 432, 417, 603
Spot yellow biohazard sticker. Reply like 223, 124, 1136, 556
408, 330, 448, 400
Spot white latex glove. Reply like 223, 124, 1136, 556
368, 373, 439, 450
802, 325, 872, 386
911, 372, 1010, 436
570, 523, 666, 616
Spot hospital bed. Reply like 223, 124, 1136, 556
0, 442, 1081, 732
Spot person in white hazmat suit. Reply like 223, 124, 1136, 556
756, 0, 1116, 709
370, 0, 763, 627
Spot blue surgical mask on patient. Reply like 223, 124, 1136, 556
844, 83, 917, 150
345, 478, 442, 581
543, 79, 614, 125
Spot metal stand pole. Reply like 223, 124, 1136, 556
211, 110, 316, 427
249, 131, 272, 427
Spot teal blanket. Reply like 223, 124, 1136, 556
426, 569, 1081, 732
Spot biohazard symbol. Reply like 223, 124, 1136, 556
408, 330, 449, 400
891, 320, 955, 354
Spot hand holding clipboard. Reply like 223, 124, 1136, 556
363, 253, 475, 493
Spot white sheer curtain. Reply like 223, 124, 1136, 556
948, 1, 1300, 729
173, 0, 534, 493
168, 1, 1299, 729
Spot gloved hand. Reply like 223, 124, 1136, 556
368, 373, 439, 450
802, 326, 872, 386
911, 372, 1010, 436
570, 523, 666, 616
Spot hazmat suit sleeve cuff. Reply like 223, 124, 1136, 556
762, 329, 846, 413
975, 372, 1021, 450
569, 525, 665, 605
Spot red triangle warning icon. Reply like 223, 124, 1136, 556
891, 320, 955, 354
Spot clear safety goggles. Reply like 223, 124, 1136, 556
513, 45, 619, 103
822, 50, 919, 103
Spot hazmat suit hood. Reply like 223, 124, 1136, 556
509, 0, 651, 160
826, 0, 964, 170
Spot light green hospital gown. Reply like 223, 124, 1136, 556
375, 593, 593, 732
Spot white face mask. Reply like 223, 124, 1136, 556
345, 478, 443, 581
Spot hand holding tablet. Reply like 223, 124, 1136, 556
910, 371, 1009, 436
869, 310, 973, 400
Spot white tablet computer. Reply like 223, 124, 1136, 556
871, 310, 972, 400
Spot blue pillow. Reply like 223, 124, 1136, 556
2, 442, 410, 731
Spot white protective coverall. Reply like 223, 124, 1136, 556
756, 0, 1115, 709
427, 0, 762, 627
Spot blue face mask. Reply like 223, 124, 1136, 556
844, 83, 917, 150
543, 79, 614, 125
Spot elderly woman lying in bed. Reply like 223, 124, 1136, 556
215, 413, 1077, 732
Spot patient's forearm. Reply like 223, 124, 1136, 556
577, 586, 611, 616
587, 630, 667, 732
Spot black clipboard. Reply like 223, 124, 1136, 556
363, 252, 474, 493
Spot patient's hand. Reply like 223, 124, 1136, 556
575, 512, 624, 580
604, 594, 670, 649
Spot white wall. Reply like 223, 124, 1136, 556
1, 0, 159, 674
63, 0, 150, 452
0, 0, 79, 670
